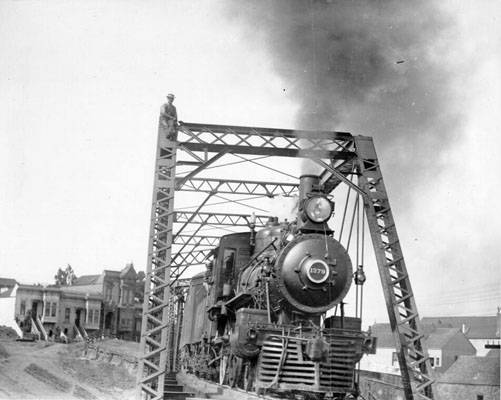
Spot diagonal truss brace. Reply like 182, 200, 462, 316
353, 136, 434, 400
140, 120, 432, 400
173, 234, 220, 247
176, 177, 298, 197
174, 211, 269, 227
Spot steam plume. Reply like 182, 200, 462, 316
222, 0, 459, 204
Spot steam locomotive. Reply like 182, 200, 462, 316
179, 175, 374, 399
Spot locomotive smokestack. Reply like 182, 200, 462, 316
299, 175, 320, 203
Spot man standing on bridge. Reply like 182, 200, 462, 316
160, 93, 178, 141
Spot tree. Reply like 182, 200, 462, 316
54, 264, 77, 286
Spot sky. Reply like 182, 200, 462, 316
1, 0, 500, 323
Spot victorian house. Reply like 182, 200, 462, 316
12, 263, 142, 341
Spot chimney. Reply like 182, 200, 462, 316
299, 175, 320, 203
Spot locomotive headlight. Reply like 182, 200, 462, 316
305, 196, 333, 223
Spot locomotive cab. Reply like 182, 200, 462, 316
206, 232, 252, 335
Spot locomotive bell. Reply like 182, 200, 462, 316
273, 233, 352, 314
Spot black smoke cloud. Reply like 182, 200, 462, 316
222, 0, 460, 205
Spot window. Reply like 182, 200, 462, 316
477, 395, 484, 400
94, 310, 99, 325
106, 285, 112, 301
221, 248, 236, 297
123, 289, 132, 305
391, 352, 398, 366
430, 358, 434, 367
45, 303, 50, 316
64, 308, 70, 323
20, 300, 26, 315
435, 357, 441, 367
51, 302, 57, 317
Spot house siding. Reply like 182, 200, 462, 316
11, 264, 141, 341
359, 348, 402, 375
470, 338, 500, 356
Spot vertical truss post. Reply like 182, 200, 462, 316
354, 136, 434, 400
137, 122, 177, 400
165, 291, 176, 373
138, 119, 431, 399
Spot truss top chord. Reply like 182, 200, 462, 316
179, 121, 353, 140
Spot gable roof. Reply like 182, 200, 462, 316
485, 348, 500, 358
0, 278, 18, 297
0, 278, 18, 287
371, 323, 465, 350
421, 316, 499, 339
61, 284, 102, 296
438, 356, 500, 386
425, 328, 462, 348
120, 263, 137, 279
73, 274, 102, 286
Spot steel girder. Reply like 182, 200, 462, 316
174, 211, 269, 227
175, 177, 298, 197
354, 136, 434, 400
137, 120, 433, 400
138, 121, 354, 399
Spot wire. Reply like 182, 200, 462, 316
233, 154, 298, 180
345, 194, 359, 252
338, 182, 352, 242
203, 155, 271, 171
211, 193, 269, 213
175, 194, 274, 211
176, 224, 239, 235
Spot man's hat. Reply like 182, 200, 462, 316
167, 93, 175, 99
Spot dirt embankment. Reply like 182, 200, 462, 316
0, 326, 18, 340
0, 339, 138, 399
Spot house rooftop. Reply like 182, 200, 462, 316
425, 328, 461, 348
120, 263, 136, 278
73, 274, 102, 286
371, 323, 464, 350
485, 348, 500, 358
17, 284, 58, 291
0, 278, 18, 287
61, 285, 102, 297
437, 356, 500, 386
421, 316, 499, 339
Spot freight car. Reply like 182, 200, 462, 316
179, 175, 375, 399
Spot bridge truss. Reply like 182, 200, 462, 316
137, 120, 435, 400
